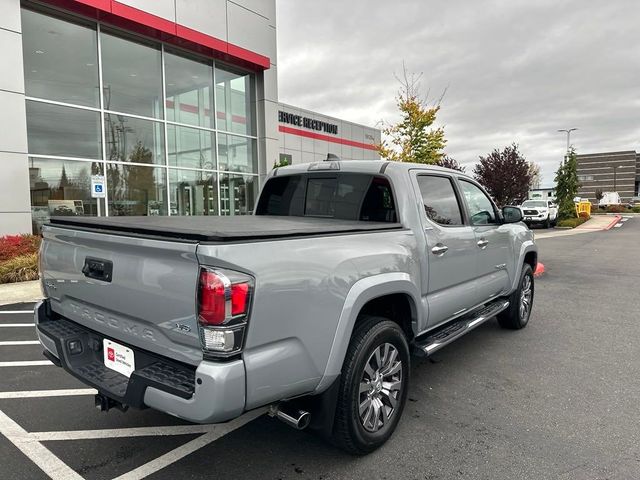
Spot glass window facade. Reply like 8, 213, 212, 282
29, 158, 104, 233
22, 6, 259, 233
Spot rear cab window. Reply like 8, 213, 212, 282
256, 173, 398, 223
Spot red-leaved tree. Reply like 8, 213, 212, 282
473, 144, 533, 207
437, 155, 466, 172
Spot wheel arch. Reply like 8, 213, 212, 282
312, 272, 420, 394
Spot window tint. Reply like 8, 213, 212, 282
459, 180, 497, 225
416, 175, 463, 226
256, 174, 397, 222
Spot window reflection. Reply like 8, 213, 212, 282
165, 52, 214, 128
105, 114, 164, 164
101, 31, 162, 118
218, 134, 256, 173
26, 101, 102, 159
220, 174, 257, 216
29, 158, 103, 233
106, 164, 166, 216
215, 68, 255, 136
169, 169, 218, 216
22, 9, 99, 107
167, 125, 215, 170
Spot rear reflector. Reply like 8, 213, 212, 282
231, 283, 250, 316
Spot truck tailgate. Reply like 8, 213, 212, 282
41, 224, 202, 366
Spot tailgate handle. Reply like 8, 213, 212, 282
82, 257, 113, 282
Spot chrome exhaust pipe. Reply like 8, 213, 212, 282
269, 404, 311, 430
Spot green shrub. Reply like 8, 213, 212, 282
0, 253, 39, 284
633, 206, 640, 213
557, 217, 589, 228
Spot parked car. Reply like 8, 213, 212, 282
35, 160, 537, 454
520, 199, 558, 228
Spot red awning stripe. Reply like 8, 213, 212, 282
39, 0, 270, 70
278, 125, 378, 151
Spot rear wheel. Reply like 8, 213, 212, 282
497, 263, 534, 329
332, 316, 409, 455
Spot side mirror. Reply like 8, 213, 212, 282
502, 206, 523, 223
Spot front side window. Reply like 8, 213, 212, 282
459, 180, 497, 225
416, 175, 463, 226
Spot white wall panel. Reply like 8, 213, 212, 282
117, 0, 176, 22
228, 0, 275, 24
176, 0, 227, 41
0, 212, 31, 235
227, 3, 276, 63
0, 152, 30, 212
0, 90, 27, 153
0, 28, 24, 93
0, 0, 21, 32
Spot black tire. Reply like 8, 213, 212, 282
543, 218, 550, 229
332, 316, 410, 455
497, 263, 534, 330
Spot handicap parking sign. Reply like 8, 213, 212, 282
91, 175, 106, 198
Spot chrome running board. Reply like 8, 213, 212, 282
413, 299, 510, 357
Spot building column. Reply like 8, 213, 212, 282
0, 0, 31, 235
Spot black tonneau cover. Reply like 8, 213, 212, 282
48, 215, 403, 242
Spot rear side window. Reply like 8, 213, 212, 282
256, 173, 397, 222
416, 175, 463, 226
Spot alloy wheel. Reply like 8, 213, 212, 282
358, 343, 403, 433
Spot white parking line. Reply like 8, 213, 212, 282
0, 311, 34, 314
0, 341, 40, 346
0, 409, 83, 480
0, 324, 35, 328
113, 408, 267, 480
0, 389, 96, 399
0, 361, 53, 367
33, 424, 221, 441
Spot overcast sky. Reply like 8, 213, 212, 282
276, 0, 640, 186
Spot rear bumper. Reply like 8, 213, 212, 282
35, 300, 245, 423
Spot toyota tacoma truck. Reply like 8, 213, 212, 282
36, 160, 537, 454
520, 199, 558, 228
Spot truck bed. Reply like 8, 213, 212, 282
49, 215, 403, 242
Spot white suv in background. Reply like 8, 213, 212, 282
520, 200, 558, 228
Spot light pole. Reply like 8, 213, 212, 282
611, 165, 620, 192
558, 128, 578, 152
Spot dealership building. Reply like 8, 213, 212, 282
0, 0, 380, 235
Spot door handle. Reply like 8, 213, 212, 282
431, 244, 449, 256
477, 239, 489, 249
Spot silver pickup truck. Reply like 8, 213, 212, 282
36, 160, 537, 454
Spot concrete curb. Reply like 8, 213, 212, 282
604, 215, 622, 230
534, 262, 545, 277
0, 280, 42, 306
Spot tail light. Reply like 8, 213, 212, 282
197, 267, 254, 357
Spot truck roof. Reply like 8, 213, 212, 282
275, 160, 472, 179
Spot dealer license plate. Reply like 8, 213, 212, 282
103, 339, 135, 377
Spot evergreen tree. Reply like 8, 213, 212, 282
554, 147, 580, 220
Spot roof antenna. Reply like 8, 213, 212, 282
326, 153, 340, 162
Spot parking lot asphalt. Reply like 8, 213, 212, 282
0, 217, 638, 480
